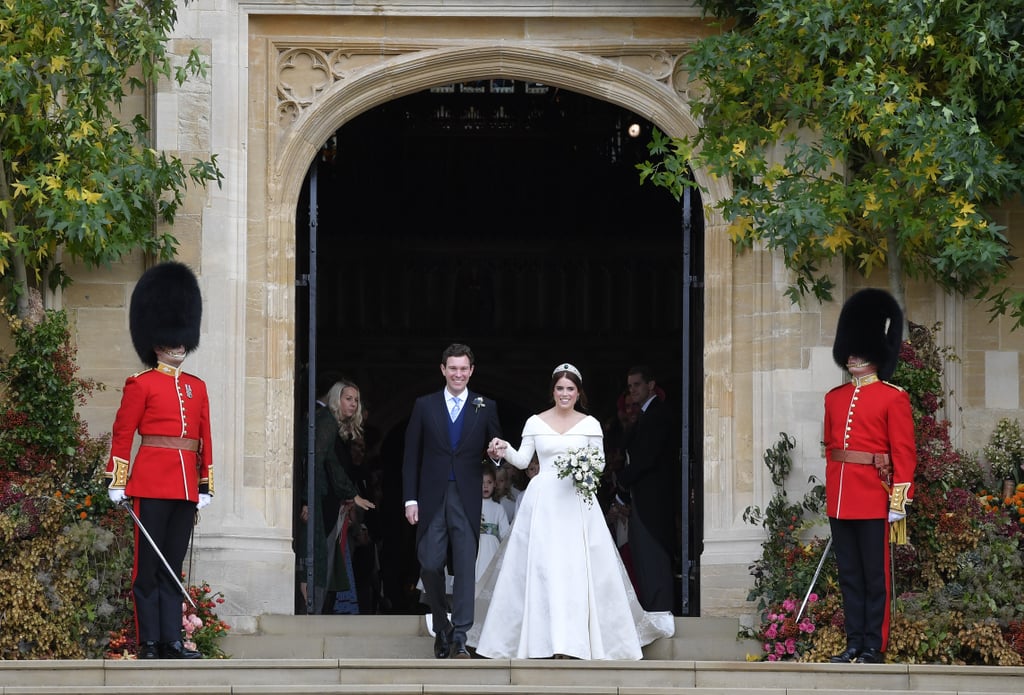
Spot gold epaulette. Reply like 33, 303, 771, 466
882, 381, 906, 392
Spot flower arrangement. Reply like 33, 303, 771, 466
984, 418, 1024, 484
759, 595, 817, 661
552, 446, 603, 505
183, 606, 203, 651
184, 580, 230, 658
472, 396, 486, 412
980, 482, 1024, 526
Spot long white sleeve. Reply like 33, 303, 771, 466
503, 435, 536, 470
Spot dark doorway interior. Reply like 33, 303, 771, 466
294, 81, 704, 616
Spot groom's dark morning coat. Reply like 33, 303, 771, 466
402, 389, 502, 543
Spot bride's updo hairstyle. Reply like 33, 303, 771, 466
550, 362, 589, 413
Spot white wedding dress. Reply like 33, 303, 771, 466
468, 414, 675, 659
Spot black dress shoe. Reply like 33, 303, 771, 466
857, 648, 884, 664
451, 635, 470, 659
829, 646, 861, 663
138, 641, 160, 659
434, 628, 452, 659
159, 640, 202, 659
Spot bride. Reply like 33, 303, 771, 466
470, 363, 675, 659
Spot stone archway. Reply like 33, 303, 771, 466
245, 21, 744, 616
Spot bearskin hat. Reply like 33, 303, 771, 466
832, 288, 903, 381
129, 262, 202, 367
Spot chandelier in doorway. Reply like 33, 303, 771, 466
402, 79, 561, 134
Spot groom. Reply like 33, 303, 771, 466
403, 343, 502, 658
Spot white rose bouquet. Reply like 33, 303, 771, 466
553, 446, 604, 506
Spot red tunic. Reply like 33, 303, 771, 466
824, 378, 916, 519
105, 363, 213, 501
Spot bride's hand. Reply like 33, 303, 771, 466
488, 437, 508, 459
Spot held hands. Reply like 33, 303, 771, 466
487, 437, 508, 460
108, 488, 127, 504
197, 493, 212, 510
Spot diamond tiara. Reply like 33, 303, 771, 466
552, 362, 582, 382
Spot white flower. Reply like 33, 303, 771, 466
553, 446, 605, 506
472, 397, 486, 412
985, 418, 1024, 482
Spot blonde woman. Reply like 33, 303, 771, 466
297, 379, 375, 613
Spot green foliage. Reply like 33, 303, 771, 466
743, 433, 830, 613
0, 306, 98, 472
893, 326, 984, 494
640, 0, 1024, 326
0, 0, 222, 309
892, 322, 952, 420
0, 453, 131, 658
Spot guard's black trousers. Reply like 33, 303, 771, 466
133, 498, 196, 643
829, 516, 891, 652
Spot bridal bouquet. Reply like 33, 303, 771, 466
553, 446, 604, 506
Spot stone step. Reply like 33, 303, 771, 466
4, 617, 1023, 695
3, 658, 1024, 695
218, 615, 759, 661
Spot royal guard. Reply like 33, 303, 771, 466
824, 288, 916, 664
105, 262, 213, 659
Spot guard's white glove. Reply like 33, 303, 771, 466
197, 493, 212, 510
888, 510, 906, 523
108, 488, 126, 504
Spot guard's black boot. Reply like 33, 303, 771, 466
159, 640, 202, 659
829, 646, 860, 663
857, 648, 884, 664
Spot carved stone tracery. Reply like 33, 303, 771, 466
274, 41, 692, 133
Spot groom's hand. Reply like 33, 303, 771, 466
405, 503, 419, 525
487, 437, 507, 460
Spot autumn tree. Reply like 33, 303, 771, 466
640, 0, 1024, 324
0, 0, 221, 317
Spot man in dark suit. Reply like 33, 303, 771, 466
403, 343, 502, 658
619, 365, 677, 613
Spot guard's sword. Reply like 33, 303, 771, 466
119, 500, 197, 610
796, 536, 833, 624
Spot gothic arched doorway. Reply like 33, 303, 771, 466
292, 80, 704, 616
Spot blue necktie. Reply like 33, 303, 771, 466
450, 397, 461, 422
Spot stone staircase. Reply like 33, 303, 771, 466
216, 615, 756, 661
2, 616, 1023, 695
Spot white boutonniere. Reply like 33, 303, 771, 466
472, 397, 486, 412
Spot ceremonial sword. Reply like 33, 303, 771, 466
119, 500, 198, 610
796, 536, 832, 624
